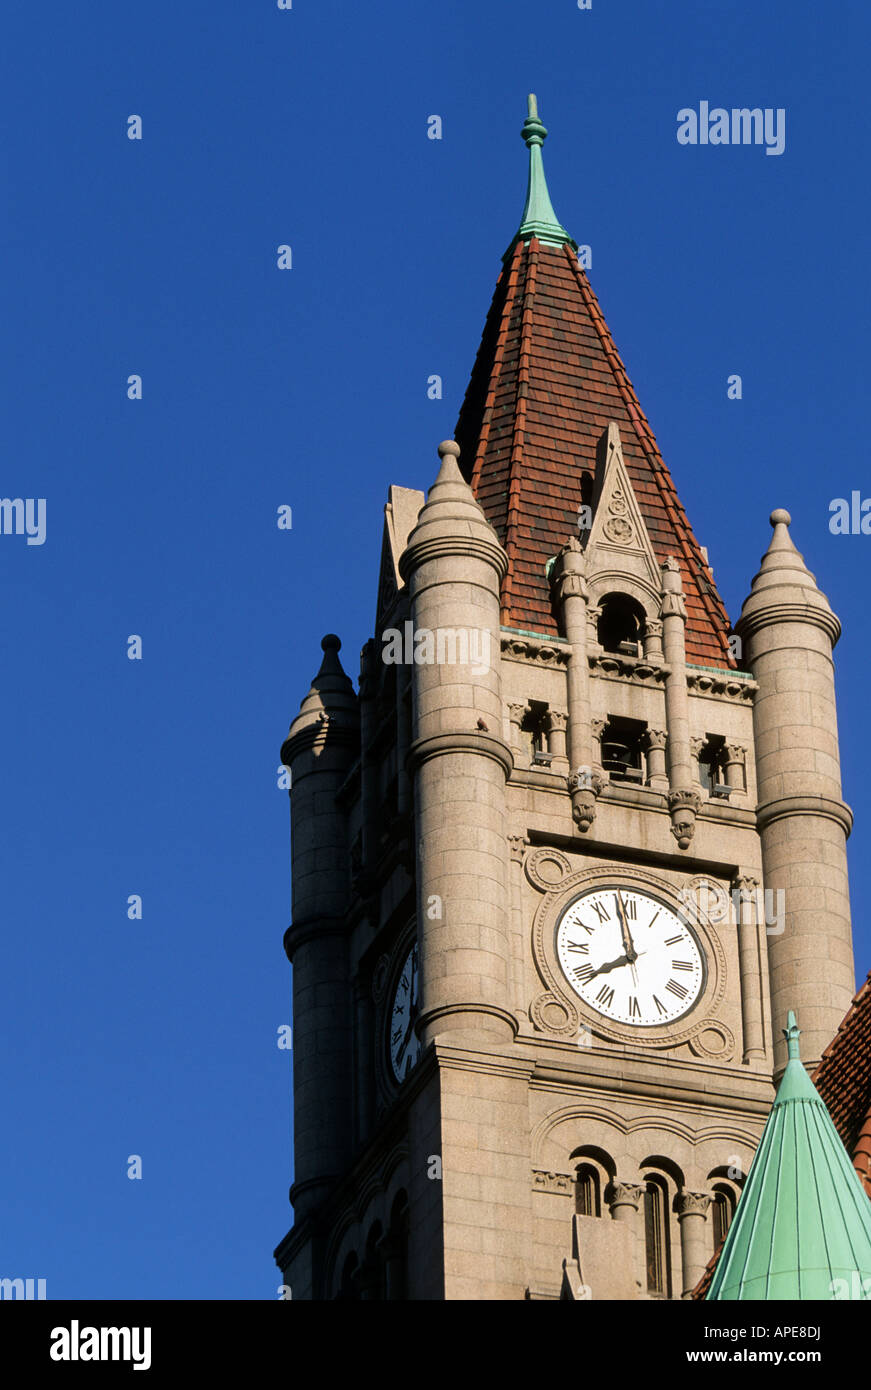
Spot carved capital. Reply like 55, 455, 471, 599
732, 873, 759, 895
724, 743, 747, 766
676, 1191, 712, 1220
591, 718, 607, 742
645, 618, 663, 639
645, 728, 667, 751
507, 702, 528, 725
689, 736, 707, 760
546, 709, 568, 734
605, 1181, 644, 1212
507, 835, 528, 865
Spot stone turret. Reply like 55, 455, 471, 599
279, 635, 359, 1230
399, 440, 514, 1047
736, 510, 855, 1070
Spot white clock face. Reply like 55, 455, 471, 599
388, 943, 421, 1082
555, 886, 705, 1027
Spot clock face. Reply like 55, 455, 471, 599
388, 943, 421, 1082
555, 885, 705, 1027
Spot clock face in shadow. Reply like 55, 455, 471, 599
388, 943, 421, 1082
555, 885, 705, 1027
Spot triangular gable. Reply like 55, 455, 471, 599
583, 422, 662, 598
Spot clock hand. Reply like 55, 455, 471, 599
614, 890, 638, 963
587, 948, 649, 982
588, 953, 632, 981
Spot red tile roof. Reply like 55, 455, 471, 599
455, 237, 735, 668
813, 971, 871, 1198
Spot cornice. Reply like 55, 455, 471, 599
407, 730, 514, 779
756, 793, 853, 837
398, 533, 508, 584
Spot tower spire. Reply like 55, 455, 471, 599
512, 94, 575, 251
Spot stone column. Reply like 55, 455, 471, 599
280, 636, 359, 1222
724, 742, 746, 793
400, 441, 514, 1046
735, 510, 855, 1070
606, 1181, 645, 1294
396, 665, 412, 815
358, 640, 379, 870
661, 558, 701, 848
644, 617, 664, 664
507, 702, 527, 762
546, 709, 569, 772
551, 538, 602, 831
676, 1191, 712, 1299
645, 728, 668, 790
732, 874, 766, 1063
606, 1180, 644, 1224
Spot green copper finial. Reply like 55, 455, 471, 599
511, 94, 575, 253
784, 1010, 802, 1061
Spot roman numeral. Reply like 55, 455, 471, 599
624, 897, 637, 919
595, 984, 615, 1008
672, 959, 694, 971
590, 900, 610, 923
392, 1028, 402, 1044
628, 996, 641, 1018
653, 995, 667, 1016
666, 979, 689, 1000
648, 910, 660, 928
664, 934, 683, 946
565, 942, 590, 954
393, 1005, 403, 1015
573, 964, 594, 983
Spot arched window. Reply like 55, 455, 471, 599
597, 594, 646, 656
574, 1164, 601, 1217
643, 1177, 672, 1297
711, 1184, 737, 1251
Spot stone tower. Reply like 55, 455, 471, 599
274, 98, 856, 1300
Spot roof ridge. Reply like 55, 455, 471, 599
501, 239, 540, 623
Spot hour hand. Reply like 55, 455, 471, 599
589, 952, 631, 980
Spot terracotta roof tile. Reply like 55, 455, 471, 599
813, 970, 871, 1198
455, 238, 734, 666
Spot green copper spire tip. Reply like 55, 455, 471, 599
508, 93, 576, 255
784, 1010, 801, 1061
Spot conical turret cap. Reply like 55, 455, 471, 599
736, 510, 839, 644
707, 1012, 871, 1300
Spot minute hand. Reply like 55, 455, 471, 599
614, 891, 638, 963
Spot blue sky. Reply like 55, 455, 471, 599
1, 0, 868, 1298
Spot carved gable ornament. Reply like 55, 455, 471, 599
583, 422, 661, 596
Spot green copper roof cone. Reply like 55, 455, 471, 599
509, 95, 576, 253
707, 1011, 871, 1300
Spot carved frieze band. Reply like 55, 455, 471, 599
532, 1169, 574, 1196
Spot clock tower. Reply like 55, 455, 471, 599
274, 97, 856, 1300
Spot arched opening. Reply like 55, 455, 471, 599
574, 1163, 602, 1217
597, 593, 647, 656
642, 1176, 673, 1298
711, 1185, 736, 1251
